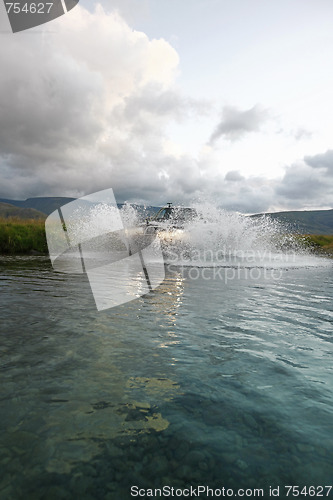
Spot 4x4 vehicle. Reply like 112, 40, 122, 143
146, 203, 197, 232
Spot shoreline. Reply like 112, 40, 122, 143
0, 218, 47, 255
0, 218, 332, 257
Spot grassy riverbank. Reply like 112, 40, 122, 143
0, 218, 48, 254
0, 217, 333, 256
301, 234, 333, 256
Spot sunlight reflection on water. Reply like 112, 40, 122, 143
0, 255, 332, 498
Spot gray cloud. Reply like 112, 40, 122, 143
276, 164, 325, 200
214, 178, 275, 214
275, 151, 333, 209
0, 5, 183, 200
225, 170, 245, 182
0, 5, 332, 214
209, 104, 269, 144
121, 83, 208, 122
304, 149, 333, 174
0, 5, 216, 205
294, 128, 312, 141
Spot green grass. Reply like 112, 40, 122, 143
1, 217, 333, 257
0, 217, 48, 254
299, 234, 333, 255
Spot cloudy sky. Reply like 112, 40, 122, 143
1, 0, 333, 213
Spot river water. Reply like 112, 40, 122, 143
1, 212, 333, 499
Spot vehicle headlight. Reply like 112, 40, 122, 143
158, 229, 184, 241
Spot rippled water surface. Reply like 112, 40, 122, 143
1, 254, 333, 499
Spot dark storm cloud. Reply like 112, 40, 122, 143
209, 104, 269, 144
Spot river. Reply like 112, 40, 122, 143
0, 251, 332, 499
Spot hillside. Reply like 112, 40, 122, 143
1, 197, 332, 234
0, 197, 76, 216
0, 202, 46, 220
0, 197, 159, 219
251, 209, 333, 235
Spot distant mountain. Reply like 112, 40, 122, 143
0, 197, 76, 216
0, 197, 160, 218
0, 202, 46, 220
1, 197, 332, 234
251, 209, 333, 235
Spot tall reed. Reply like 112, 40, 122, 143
0, 217, 47, 254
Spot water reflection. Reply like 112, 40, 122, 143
1, 257, 333, 498
147, 271, 185, 351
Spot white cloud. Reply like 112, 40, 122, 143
0, 3, 332, 214
0, 4, 183, 199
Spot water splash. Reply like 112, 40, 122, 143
143, 202, 331, 269
119, 202, 142, 229
61, 200, 331, 270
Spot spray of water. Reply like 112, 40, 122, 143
61, 200, 330, 270
119, 202, 142, 229
135, 202, 330, 269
